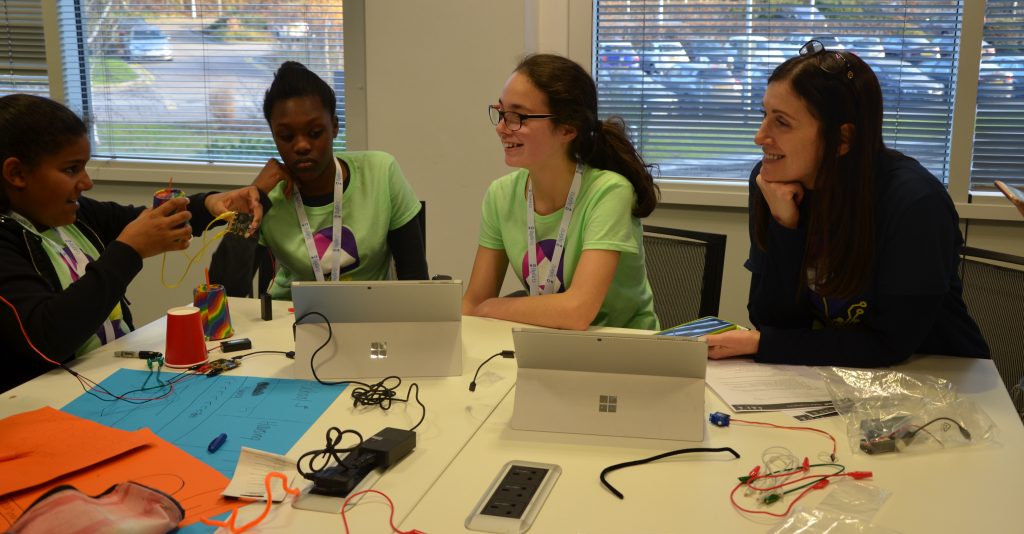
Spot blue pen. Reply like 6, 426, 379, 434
207, 433, 227, 454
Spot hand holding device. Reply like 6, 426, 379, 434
204, 186, 263, 237
117, 199, 193, 258
658, 316, 738, 337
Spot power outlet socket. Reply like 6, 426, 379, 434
467, 461, 560, 533
481, 465, 547, 518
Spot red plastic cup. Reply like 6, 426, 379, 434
164, 306, 209, 368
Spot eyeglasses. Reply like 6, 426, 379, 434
799, 40, 854, 82
488, 105, 555, 131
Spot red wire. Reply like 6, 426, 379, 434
730, 477, 831, 518
0, 294, 179, 402
730, 468, 872, 517
0, 294, 64, 366
730, 418, 838, 459
340, 489, 423, 534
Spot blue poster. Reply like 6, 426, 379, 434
63, 369, 345, 478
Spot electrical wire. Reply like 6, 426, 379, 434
160, 211, 238, 288
296, 311, 427, 431
729, 463, 872, 518
340, 489, 423, 534
229, 350, 295, 361
600, 447, 740, 499
728, 417, 838, 461
1, 294, 186, 403
469, 350, 515, 392
296, 427, 365, 481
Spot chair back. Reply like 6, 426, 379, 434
642, 226, 726, 329
960, 246, 1024, 418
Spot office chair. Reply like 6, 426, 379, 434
959, 246, 1024, 420
642, 225, 727, 330
209, 232, 269, 298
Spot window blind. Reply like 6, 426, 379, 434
595, 1, 961, 183
56, 0, 345, 164
972, 0, 1024, 191
0, 0, 48, 97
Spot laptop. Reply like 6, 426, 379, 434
291, 280, 463, 380
510, 327, 707, 441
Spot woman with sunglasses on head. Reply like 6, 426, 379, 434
251, 61, 428, 299
705, 42, 988, 366
462, 53, 660, 330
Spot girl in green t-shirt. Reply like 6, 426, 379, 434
463, 54, 660, 330
251, 62, 428, 299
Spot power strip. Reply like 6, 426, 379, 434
465, 461, 560, 534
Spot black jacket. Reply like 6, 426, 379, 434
746, 151, 989, 367
0, 194, 214, 393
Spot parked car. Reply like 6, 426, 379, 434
983, 56, 1024, 99
597, 42, 641, 70
880, 36, 941, 63
835, 36, 886, 59
871, 58, 945, 99
596, 69, 679, 117
272, 21, 309, 40
659, 63, 743, 99
916, 57, 1022, 100
128, 25, 172, 62
640, 41, 690, 75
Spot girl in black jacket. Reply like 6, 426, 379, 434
0, 94, 264, 392
704, 42, 988, 366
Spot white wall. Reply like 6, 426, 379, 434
89, 1, 1024, 329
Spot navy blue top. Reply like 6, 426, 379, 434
745, 150, 989, 367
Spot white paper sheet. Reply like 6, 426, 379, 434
706, 359, 834, 412
223, 447, 300, 502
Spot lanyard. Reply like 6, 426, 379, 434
292, 157, 344, 282
526, 166, 583, 296
7, 211, 116, 342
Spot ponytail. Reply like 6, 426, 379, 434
584, 118, 659, 218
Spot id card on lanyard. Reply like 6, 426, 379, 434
526, 165, 583, 296
7, 211, 117, 342
292, 157, 345, 282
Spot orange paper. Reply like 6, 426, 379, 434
0, 407, 150, 496
0, 408, 241, 528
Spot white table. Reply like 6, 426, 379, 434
402, 356, 1024, 533
1, 297, 526, 532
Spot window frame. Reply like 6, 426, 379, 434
39, 0, 367, 188
565, 0, 1020, 220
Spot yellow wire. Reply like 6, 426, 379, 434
160, 212, 237, 289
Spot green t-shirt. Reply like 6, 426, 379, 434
259, 151, 421, 300
478, 167, 658, 330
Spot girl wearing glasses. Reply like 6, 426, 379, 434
249, 62, 428, 299
462, 54, 660, 330
705, 46, 988, 365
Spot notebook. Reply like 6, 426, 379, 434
291, 280, 463, 380
510, 327, 707, 441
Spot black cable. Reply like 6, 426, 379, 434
296, 427, 364, 480
469, 350, 515, 392
229, 350, 295, 361
904, 417, 971, 444
600, 447, 741, 499
295, 312, 426, 431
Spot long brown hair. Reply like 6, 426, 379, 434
514, 54, 659, 217
753, 50, 889, 298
